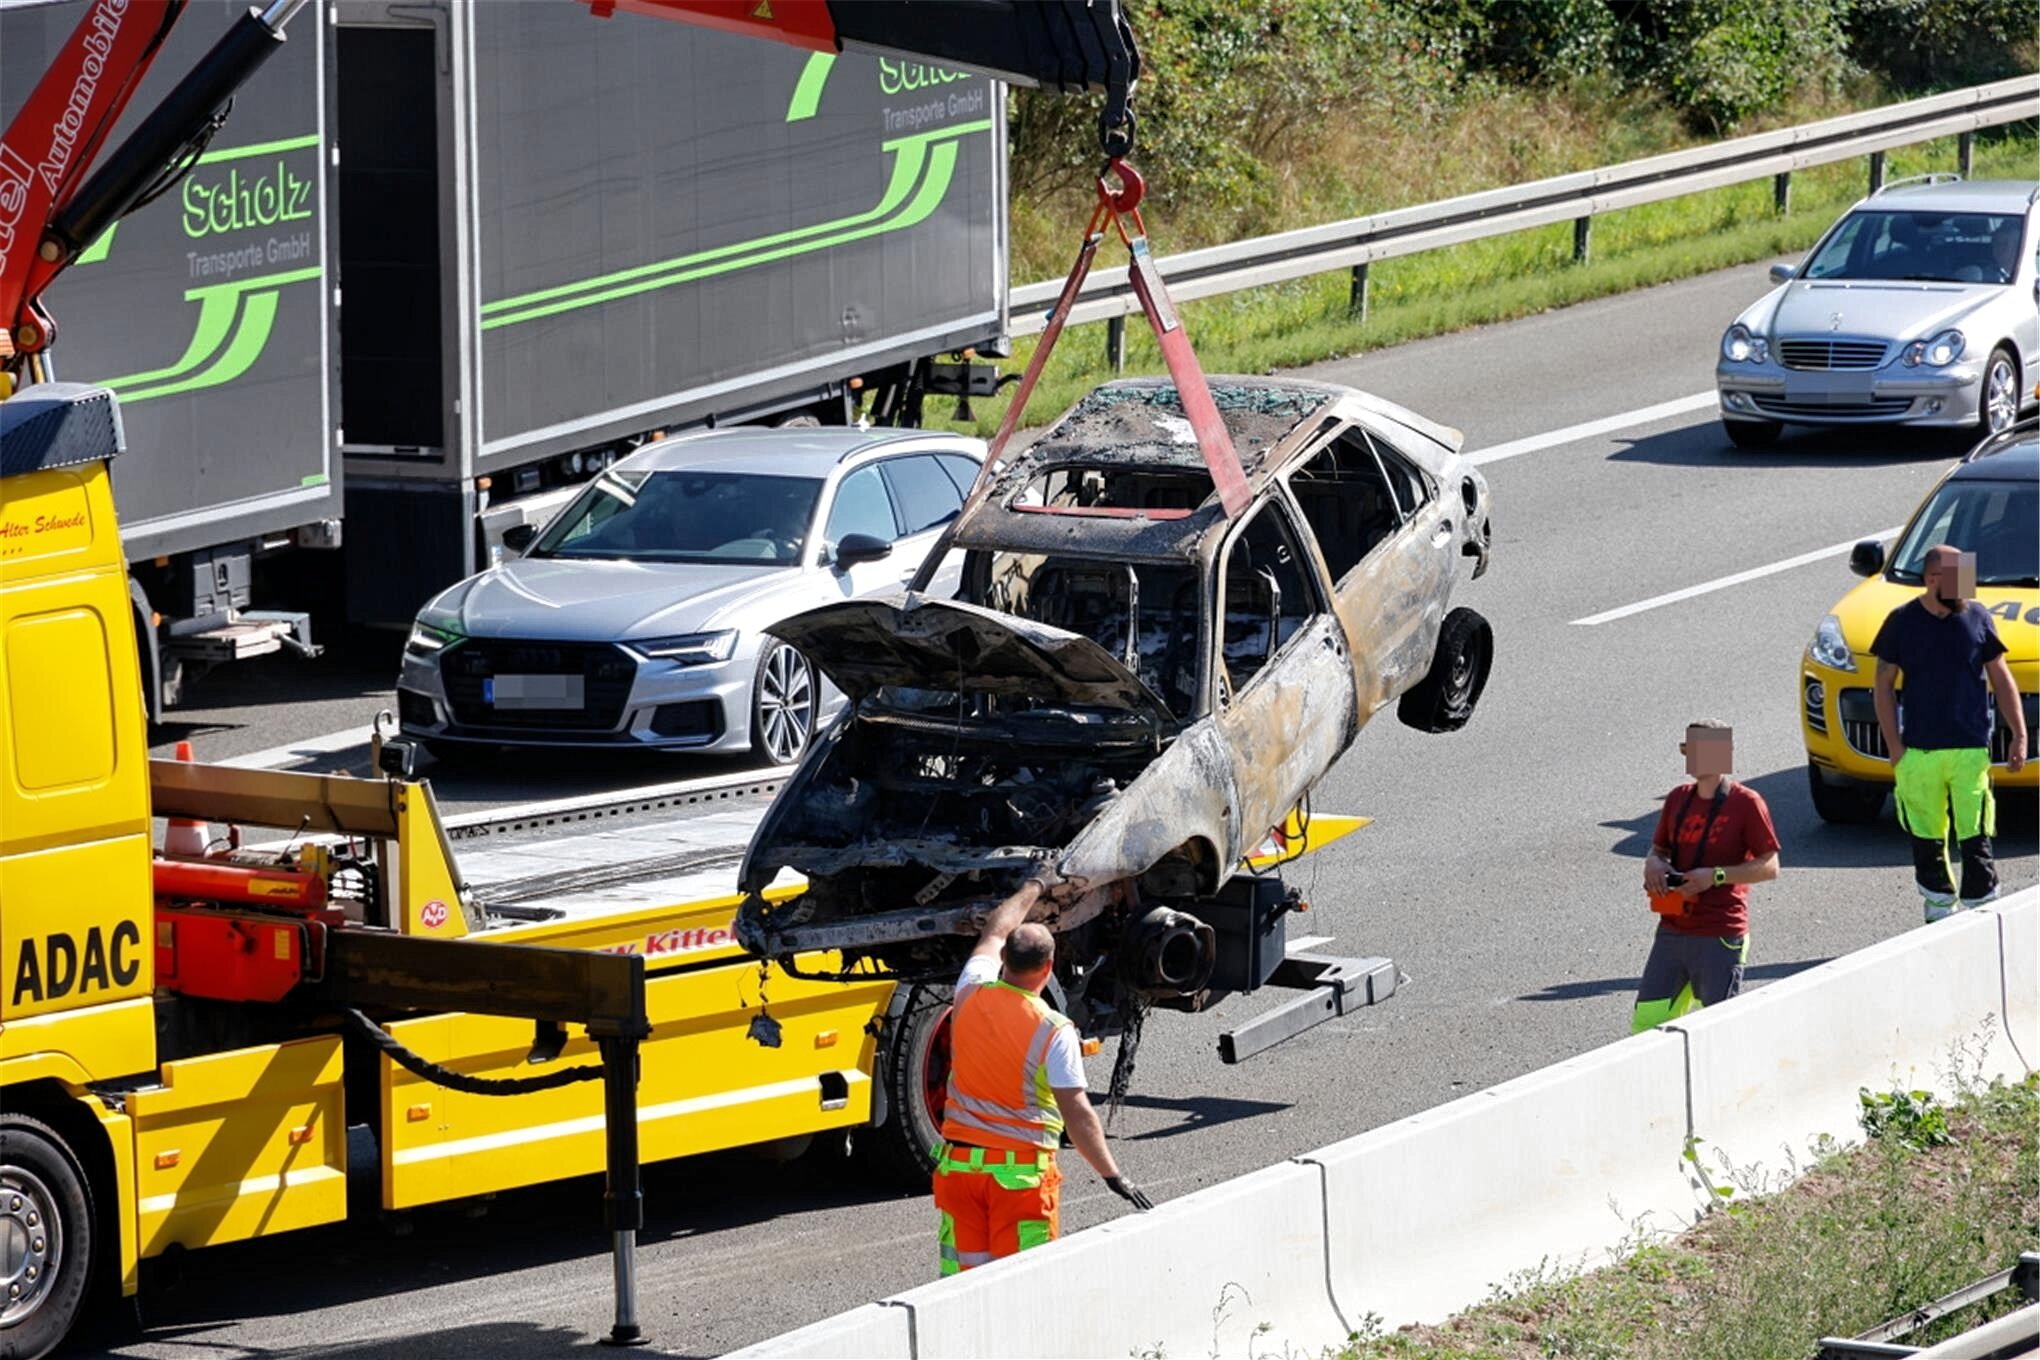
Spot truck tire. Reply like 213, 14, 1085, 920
0, 1115, 94, 1360
855, 983, 952, 1189
1397, 607, 1493, 734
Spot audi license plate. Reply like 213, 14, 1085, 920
484, 674, 584, 710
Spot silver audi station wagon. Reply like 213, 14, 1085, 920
397, 428, 984, 764
1717, 177, 2039, 447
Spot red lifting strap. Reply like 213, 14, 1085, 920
977, 159, 1251, 520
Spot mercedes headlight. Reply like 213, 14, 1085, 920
406, 621, 460, 656
1808, 614, 1855, 672
631, 630, 738, 665
1721, 324, 1769, 364
1902, 329, 1965, 367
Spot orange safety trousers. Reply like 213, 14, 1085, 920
932, 1145, 1062, 1274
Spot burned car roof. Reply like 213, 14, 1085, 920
948, 376, 1466, 563
950, 377, 1343, 560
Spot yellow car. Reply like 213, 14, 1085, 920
1803, 417, 2039, 822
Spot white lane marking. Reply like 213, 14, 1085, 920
1571, 526, 1902, 626
220, 726, 370, 770
1466, 391, 1716, 466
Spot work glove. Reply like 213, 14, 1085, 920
1105, 1175, 1154, 1211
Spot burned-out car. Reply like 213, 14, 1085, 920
734, 378, 1492, 1023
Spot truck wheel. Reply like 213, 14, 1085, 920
1397, 607, 1493, 734
855, 983, 952, 1189
1, 1115, 94, 1360
1807, 765, 1885, 824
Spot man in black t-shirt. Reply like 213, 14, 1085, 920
1871, 545, 2029, 921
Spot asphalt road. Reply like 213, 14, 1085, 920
117, 262, 2036, 1359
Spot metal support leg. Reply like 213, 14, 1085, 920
1572, 216, 1591, 265
1773, 171, 1791, 215
1958, 132, 1974, 177
1869, 151, 1886, 195
1105, 314, 1126, 373
598, 1035, 648, 1347
1348, 263, 1369, 321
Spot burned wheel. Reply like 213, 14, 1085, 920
1397, 607, 1493, 734
854, 983, 953, 1189
1, 1115, 92, 1360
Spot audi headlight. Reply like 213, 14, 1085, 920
406, 621, 460, 656
631, 630, 738, 665
1721, 324, 1769, 364
1902, 329, 1965, 368
1808, 614, 1856, 672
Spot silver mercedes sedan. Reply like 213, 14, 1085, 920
396, 428, 984, 764
1716, 177, 2039, 448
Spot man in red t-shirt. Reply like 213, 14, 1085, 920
1634, 721, 1782, 1033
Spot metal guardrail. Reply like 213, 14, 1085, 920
1010, 75, 2040, 341
1816, 1252, 2040, 1359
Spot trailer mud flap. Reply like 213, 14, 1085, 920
127, 1034, 347, 1256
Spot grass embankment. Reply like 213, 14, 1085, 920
940, 125, 2037, 439
1336, 1074, 2039, 1360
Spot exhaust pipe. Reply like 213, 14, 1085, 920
1121, 906, 1215, 995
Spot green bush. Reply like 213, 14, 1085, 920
1448, 0, 1619, 85
1007, 0, 1462, 213
1629, 0, 1852, 132
1847, 0, 2036, 90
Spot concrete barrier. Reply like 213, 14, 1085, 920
1303, 1031, 1701, 1330
725, 1302, 913, 1359
893, 1162, 1342, 1360
1987, 894, 2037, 1070
726, 888, 2037, 1358
728, 1164, 1341, 1359
1676, 904, 2021, 1187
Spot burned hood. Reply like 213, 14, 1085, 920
766, 595, 1175, 720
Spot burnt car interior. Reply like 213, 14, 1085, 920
1219, 506, 1318, 699
1287, 427, 1419, 579
743, 380, 1490, 993
972, 550, 1203, 718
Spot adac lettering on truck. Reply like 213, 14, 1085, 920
10, 922, 144, 1007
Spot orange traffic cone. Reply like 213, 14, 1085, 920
163, 740, 212, 857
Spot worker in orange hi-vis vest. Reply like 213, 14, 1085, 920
933, 878, 1153, 1276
